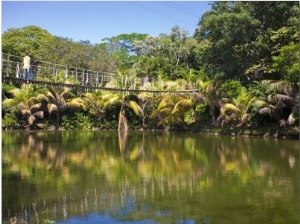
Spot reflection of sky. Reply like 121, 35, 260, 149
55, 197, 200, 224
56, 212, 156, 224
55, 212, 198, 223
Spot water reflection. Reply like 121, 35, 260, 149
2, 131, 299, 224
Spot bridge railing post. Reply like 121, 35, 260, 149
55, 67, 58, 83
96, 72, 99, 87
65, 66, 68, 81
100, 74, 103, 87
82, 69, 85, 85
16, 62, 20, 78
6, 54, 10, 77
86, 71, 89, 85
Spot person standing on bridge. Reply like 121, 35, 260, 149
22, 52, 33, 81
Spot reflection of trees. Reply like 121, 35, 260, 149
2, 131, 299, 223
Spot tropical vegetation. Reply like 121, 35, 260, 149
2, 1, 299, 137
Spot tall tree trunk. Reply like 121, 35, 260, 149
118, 104, 128, 131
118, 130, 128, 156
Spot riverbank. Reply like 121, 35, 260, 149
186, 123, 299, 139
3, 122, 299, 140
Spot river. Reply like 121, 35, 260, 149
2, 130, 299, 223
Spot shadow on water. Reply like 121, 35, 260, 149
2, 131, 299, 224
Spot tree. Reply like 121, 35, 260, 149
104, 71, 143, 131
195, 2, 260, 80
194, 1, 299, 81
2, 84, 45, 129
150, 93, 194, 130
134, 26, 198, 80
195, 73, 223, 124
46, 87, 86, 129
2, 26, 52, 57
103, 33, 148, 70
272, 42, 299, 88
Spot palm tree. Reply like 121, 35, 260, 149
250, 80, 298, 127
46, 86, 86, 129
196, 74, 222, 125
151, 93, 193, 129
171, 95, 194, 130
217, 86, 252, 128
259, 93, 295, 126
104, 71, 143, 131
137, 82, 156, 129
81, 91, 107, 129
2, 84, 45, 130
120, 94, 143, 131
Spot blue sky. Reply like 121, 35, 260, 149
2, 1, 211, 44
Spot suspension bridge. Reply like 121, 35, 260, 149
1, 53, 199, 93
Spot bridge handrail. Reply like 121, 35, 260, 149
2, 53, 115, 76
2, 53, 198, 92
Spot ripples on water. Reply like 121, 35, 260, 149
2, 131, 299, 223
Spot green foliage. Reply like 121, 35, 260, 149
2, 83, 16, 98
272, 42, 299, 85
2, 26, 52, 56
2, 2, 299, 131
2, 109, 19, 129
219, 80, 242, 99
195, 103, 210, 116
248, 81, 275, 98
103, 33, 148, 70
62, 112, 95, 130
195, 1, 299, 81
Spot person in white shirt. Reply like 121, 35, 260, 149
22, 53, 33, 81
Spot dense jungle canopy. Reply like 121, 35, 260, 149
2, 1, 299, 136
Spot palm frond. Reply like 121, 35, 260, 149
27, 115, 36, 125
267, 94, 293, 104
172, 99, 192, 114
47, 87, 58, 99
27, 97, 37, 107
67, 98, 87, 111
47, 91, 56, 103
36, 94, 49, 102
30, 103, 42, 112
220, 103, 236, 115
150, 108, 171, 118
269, 80, 292, 95
48, 104, 58, 114
259, 107, 271, 115
157, 99, 168, 110
60, 87, 70, 98
128, 101, 141, 115
287, 113, 295, 125
21, 109, 31, 116
33, 111, 44, 118
9, 88, 21, 97
2, 98, 14, 107
17, 102, 28, 111
248, 99, 267, 109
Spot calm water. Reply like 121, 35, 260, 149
2, 130, 299, 224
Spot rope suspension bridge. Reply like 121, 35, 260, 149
2, 53, 199, 94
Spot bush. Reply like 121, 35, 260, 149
2, 109, 19, 129
62, 112, 95, 130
